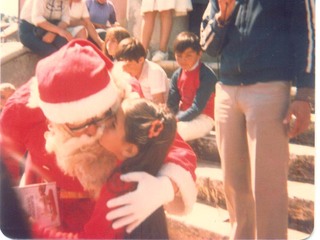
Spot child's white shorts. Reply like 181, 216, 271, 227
141, 0, 192, 16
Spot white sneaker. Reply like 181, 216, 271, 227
152, 50, 169, 62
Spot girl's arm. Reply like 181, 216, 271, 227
158, 133, 197, 214
105, 133, 197, 233
105, 67, 198, 233
83, 18, 104, 48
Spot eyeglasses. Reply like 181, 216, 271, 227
65, 109, 113, 133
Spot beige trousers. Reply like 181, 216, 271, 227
214, 81, 291, 239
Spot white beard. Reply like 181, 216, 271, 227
45, 124, 117, 197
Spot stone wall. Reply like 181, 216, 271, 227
0, 42, 40, 88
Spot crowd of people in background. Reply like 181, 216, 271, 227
1, 1, 202, 239
14, 0, 209, 59
0, 0, 315, 239
13, 0, 215, 140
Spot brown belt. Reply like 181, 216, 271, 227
59, 189, 91, 199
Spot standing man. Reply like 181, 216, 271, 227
200, 0, 315, 239
189, 0, 209, 38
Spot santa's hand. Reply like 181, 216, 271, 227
106, 172, 174, 233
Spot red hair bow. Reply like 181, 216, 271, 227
148, 120, 164, 138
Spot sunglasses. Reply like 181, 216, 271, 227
66, 109, 113, 133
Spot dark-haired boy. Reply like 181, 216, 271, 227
115, 37, 169, 104
167, 31, 217, 141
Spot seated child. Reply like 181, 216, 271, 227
0, 83, 15, 112
68, 0, 104, 48
102, 26, 130, 60
19, 0, 72, 57
33, 98, 177, 239
115, 37, 169, 104
167, 31, 217, 141
86, 0, 120, 40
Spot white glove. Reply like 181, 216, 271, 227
106, 172, 175, 233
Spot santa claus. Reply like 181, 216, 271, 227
0, 39, 197, 237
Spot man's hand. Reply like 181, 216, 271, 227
106, 172, 174, 233
216, 0, 236, 22
283, 100, 311, 138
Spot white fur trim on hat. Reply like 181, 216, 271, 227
28, 77, 119, 124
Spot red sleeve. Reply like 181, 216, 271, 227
164, 133, 197, 181
0, 81, 39, 183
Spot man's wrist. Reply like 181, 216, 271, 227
294, 87, 314, 109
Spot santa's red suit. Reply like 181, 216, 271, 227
33, 163, 169, 239
0, 39, 197, 234
32, 167, 131, 239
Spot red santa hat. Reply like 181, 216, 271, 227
29, 39, 118, 124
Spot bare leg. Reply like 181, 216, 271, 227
75, 27, 88, 39
159, 10, 173, 52
141, 11, 157, 51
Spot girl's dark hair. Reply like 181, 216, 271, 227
121, 98, 177, 239
102, 26, 130, 57
114, 37, 147, 62
173, 31, 202, 54
121, 98, 177, 176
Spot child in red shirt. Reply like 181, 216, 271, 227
167, 31, 217, 141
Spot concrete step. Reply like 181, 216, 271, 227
188, 131, 315, 184
1, 42, 41, 88
195, 162, 314, 233
166, 202, 310, 240
290, 124, 315, 147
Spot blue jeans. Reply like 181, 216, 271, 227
19, 20, 68, 57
